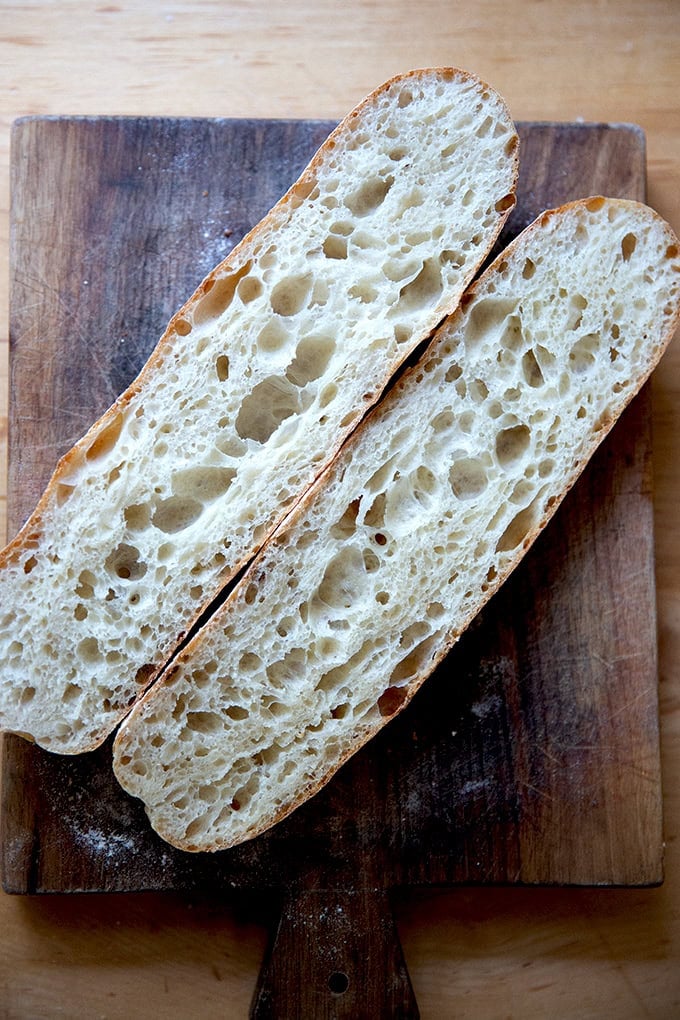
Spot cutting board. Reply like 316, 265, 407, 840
2, 117, 663, 1018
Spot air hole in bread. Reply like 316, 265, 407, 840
395, 258, 443, 313
56, 483, 76, 505
317, 547, 367, 610
469, 378, 489, 403
216, 434, 247, 459
393, 325, 411, 345
75, 570, 96, 599
322, 235, 348, 259
495, 492, 544, 553
330, 499, 361, 540
499, 314, 523, 352
396, 187, 425, 217
257, 319, 290, 353
105, 543, 147, 582
175, 318, 192, 336
5, 640, 22, 661
329, 219, 354, 236
316, 663, 346, 695
495, 424, 530, 467
620, 232, 637, 261
235, 376, 302, 443
270, 274, 313, 316
286, 336, 336, 387
193, 261, 252, 325
400, 620, 430, 649
378, 684, 408, 717
441, 140, 460, 158
266, 646, 306, 689
215, 354, 230, 381
62, 682, 82, 705
521, 257, 536, 280
124, 503, 151, 531
404, 232, 430, 251
566, 294, 588, 331
465, 297, 517, 348
475, 114, 495, 139
237, 275, 263, 304
449, 458, 488, 500
349, 281, 378, 304
198, 784, 219, 804
85, 411, 124, 462
522, 348, 545, 388
381, 470, 433, 536
317, 383, 337, 409
294, 528, 319, 552
185, 711, 222, 735
569, 333, 599, 373
384, 258, 418, 284
440, 249, 464, 268
345, 175, 394, 217
238, 651, 262, 673
264, 700, 287, 717
152, 496, 203, 533
352, 230, 383, 251
171, 466, 236, 502
22, 555, 37, 575
495, 193, 515, 213
431, 409, 454, 434
184, 816, 209, 842
363, 492, 386, 529
363, 548, 380, 573
77, 637, 101, 663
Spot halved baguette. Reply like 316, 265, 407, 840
0, 68, 519, 754
113, 197, 680, 852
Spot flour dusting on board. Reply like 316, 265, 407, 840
71, 823, 138, 860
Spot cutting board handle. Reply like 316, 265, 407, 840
250, 886, 419, 1018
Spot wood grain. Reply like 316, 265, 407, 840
1, 114, 663, 1016
1, 4, 680, 1019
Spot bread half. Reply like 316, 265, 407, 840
0, 69, 518, 753
113, 197, 680, 852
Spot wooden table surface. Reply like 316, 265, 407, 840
1, 2, 679, 1016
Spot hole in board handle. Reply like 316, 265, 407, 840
328, 971, 350, 995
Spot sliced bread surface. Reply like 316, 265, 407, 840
113, 197, 680, 852
0, 68, 518, 753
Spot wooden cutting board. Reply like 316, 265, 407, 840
1, 117, 663, 1017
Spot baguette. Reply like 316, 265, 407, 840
0, 68, 519, 753
113, 197, 680, 852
